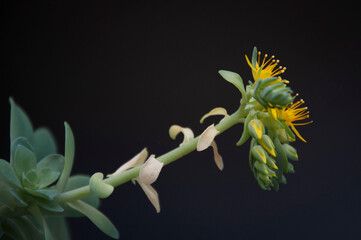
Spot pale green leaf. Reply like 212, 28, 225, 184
56, 122, 75, 192
37, 168, 60, 189
14, 145, 37, 180
9, 98, 34, 146
67, 200, 119, 239
0, 159, 21, 187
33, 127, 58, 161
37, 154, 64, 173
218, 70, 246, 96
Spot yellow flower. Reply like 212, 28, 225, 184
279, 99, 312, 142
245, 51, 286, 82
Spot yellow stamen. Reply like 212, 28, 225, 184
279, 98, 312, 142
245, 50, 286, 82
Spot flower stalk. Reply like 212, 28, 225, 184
55, 104, 247, 204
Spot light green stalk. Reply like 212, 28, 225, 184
55, 103, 247, 204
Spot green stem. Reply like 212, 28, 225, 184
55, 104, 247, 204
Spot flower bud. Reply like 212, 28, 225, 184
251, 145, 267, 164
254, 161, 268, 175
258, 135, 276, 157
266, 157, 278, 170
248, 119, 264, 140
283, 144, 298, 161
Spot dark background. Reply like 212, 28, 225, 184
1, 1, 360, 239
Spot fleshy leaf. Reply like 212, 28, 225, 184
56, 122, 75, 192
37, 154, 65, 173
65, 175, 100, 207
14, 145, 37, 180
37, 168, 60, 189
90, 172, 114, 198
9, 98, 34, 146
33, 197, 64, 213
28, 204, 54, 240
67, 200, 119, 239
218, 70, 246, 96
25, 188, 60, 200
10, 137, 34, 164
200, 107, 228, 124
33, 127, 58, 161
0, 159, 21, 187
9, 216, 45, 240
47, 217, 71, 240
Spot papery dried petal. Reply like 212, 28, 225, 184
169, 125, 194, 146
200, 107, 228, 124
139, 155, 164, 185
107, 148, 148, 177
138, 181, 160, 213
211, 141, 223, 171
197, 124, 219, 151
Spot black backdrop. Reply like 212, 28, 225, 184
1, 1, 360, 240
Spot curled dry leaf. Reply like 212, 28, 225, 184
139, 155, 164, 185
197, 124, 220, 151
138, 181, 160, 213
107, 148, 148, 177
200, 107, 228, 124
169, 125, 194, 146
211, 141, 224, 171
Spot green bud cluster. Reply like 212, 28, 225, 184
240, 114, 300, 191
251, 77, 294, 108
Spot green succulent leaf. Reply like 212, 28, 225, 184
0, 159, 21, 187
273, 136, 289, 173
47, 217, 71, 240
22, 170, 39, 189
37, 154, 65, 173
218, 70, 246, 97
56, 122, 75, 192
9, 189, 28, 207
10, 137, 34, 164
61, 175, 100, 217
89, 172, 114, 199
37, 168, 60, 189
28, 204, 54, 240
1, 218, 29, 240
25, 188, 60, 200
67, 200, 119, 239
33, 127, 58, 161
14, 145, 37, 180
251, 46, 258, 68
9, 98, 34, 147
7, 216, 44, 240
33, 197, 64, 213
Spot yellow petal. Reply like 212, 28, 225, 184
211, 141, 224, 171
268, 108, 278, 120
169, 125, 194, 146
138, 181, 160, 213
197, 124, 219, 151
107, 148, 148, 177
200, 107, 228, 124
139, 155, 164, 185
290, 124, 307, 143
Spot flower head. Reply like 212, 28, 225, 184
245, 49, 286, 82
279, 99, 312, 142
